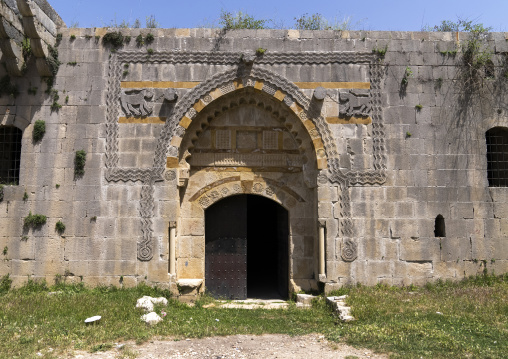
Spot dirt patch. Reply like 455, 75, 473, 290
68, 334, 388, 358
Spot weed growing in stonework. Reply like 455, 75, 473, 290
136, 34, 144, 46
50, 89, 62, 112
425, 18, 493, 88
415, 104, 423, 111
401, 66, 413, 85
74, 150, 87, 176
32, 120, 46, 142
0, 184, 3, 201
55, 220, 65, 234
102, 32, 124, 49
2, 246, 7, 255
146, 15, 159, 28
256, 48, 266, 55
70, 34, 76, 40
145, 33, 154, 44
46, 44, 61, 76
147, 48, 154, 55
219, 10, 267, 30
23, 211, 47, 228
23, 191, 28, 201
372, 45, 387, 59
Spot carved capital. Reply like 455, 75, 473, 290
318, 219, 327, 228
169, 221, 177, 228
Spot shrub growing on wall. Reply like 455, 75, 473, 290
74, 150, 86, 176
24, 211, 47, 228
32, 120, 46, 142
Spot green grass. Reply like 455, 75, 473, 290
326, 275, 508, 358
0, 275, 507, 358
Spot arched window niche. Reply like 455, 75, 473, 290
434, 214, 446, 238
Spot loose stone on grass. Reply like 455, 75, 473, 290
140, 312, 163, 325
136, 296, 168, 312
326, 295, 355, 322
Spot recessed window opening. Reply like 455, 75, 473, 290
0, 126, 22, 185
486, 127, 508, 187
434, 215, 446, 237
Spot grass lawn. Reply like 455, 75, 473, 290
0, 274, 507, 358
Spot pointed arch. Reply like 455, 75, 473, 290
153, 65, 340, 177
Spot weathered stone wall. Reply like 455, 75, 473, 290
0, 15, 507, 295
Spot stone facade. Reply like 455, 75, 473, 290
1, 1, 508, 297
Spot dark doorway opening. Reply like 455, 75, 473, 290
434, 214, 446, 237
205, 195, 289, 300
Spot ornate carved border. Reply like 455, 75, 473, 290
104, 50, 386, 261
189, 176, 307, 210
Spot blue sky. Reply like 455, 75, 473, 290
49, 0, 507, 31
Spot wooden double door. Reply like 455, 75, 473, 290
205, 195, 289, 300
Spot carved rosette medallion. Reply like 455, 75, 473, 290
253, 183, 264, 193
138, 241, 153, 261
341, 239, 358, 262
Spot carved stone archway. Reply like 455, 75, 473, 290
104, 50, 386, 264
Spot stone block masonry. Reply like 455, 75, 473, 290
0, 0, 507, 298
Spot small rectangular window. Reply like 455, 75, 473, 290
486, 127, 508, 187
0, 126, 22, 185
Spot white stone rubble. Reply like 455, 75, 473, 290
136, 296, 168, 312
326, 295, 355, 322
140, 312, 163, 325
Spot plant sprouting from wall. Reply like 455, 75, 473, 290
24, 211, 47, 228
74, 150, 86, 177
145, 33, 154, 44
32, 120, 46, 142
372, 45, 388, 59
0, 184, 4, 202
425, 18, 493, 88
402, 66, 413, 86
293, 13, 359, 31
102, 32, 125, 49
45, 45, 61, 77
135, 34, 144, 46
146, 15, 159, 28
461, 23, 493, 86
50, 90, 61, 112
256, 48, 266, 55
219, 10, 267, 30
55, 220, 65, 234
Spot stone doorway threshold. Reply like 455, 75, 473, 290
218, 299, 289, 309
202, 294, 316, 309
